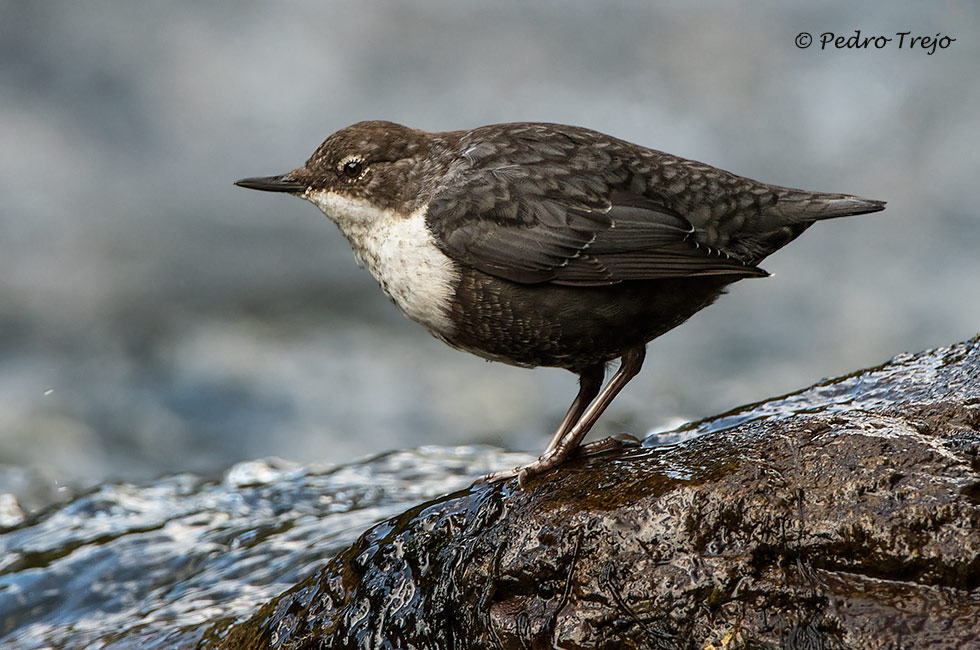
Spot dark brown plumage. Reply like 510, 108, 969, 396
236, 121, 885, 485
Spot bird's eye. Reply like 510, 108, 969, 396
341, 158, 364, 180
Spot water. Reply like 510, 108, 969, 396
0, 447, 529, 649
655, 337, 980, 445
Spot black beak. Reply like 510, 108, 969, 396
234, 174, 306, 193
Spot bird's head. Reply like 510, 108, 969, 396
236, 121, 439, 229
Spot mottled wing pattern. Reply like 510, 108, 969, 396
425, 123, 765, 286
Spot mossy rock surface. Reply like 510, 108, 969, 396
202, 337, 980, 650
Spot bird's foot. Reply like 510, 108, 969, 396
515, 450, 564, 487
478, 453, 560, 488
478, 434, 641, 488
575, 433, 640, 457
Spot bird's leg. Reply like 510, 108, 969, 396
481, 345, 646, 486
543, 364, 605, 455
480, 366, 603, 485
518, 345, 646, 484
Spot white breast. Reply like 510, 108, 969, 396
304, 191, 459, 337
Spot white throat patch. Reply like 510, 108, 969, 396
304, 190, 459, 336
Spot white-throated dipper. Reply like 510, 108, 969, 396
236, 121, 884, 485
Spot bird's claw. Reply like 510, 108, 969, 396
476, 450, 561, 487
517, 467, 530, 488
575, 433, 640, 457
475, 434, 641, 488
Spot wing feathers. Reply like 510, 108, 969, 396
426, 132, 766, 286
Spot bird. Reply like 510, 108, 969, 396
236, 121, 884, 485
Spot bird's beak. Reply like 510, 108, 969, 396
234, 173, 306, 193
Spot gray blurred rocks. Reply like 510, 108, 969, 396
2, 2, 979, 488
205, 336, 980, 649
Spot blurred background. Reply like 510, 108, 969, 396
1, 1, 978, 508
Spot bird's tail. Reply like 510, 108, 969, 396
773, 190, 886, 221
738, 189, 885, 264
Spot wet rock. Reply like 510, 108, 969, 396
201, 336, 980, 650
